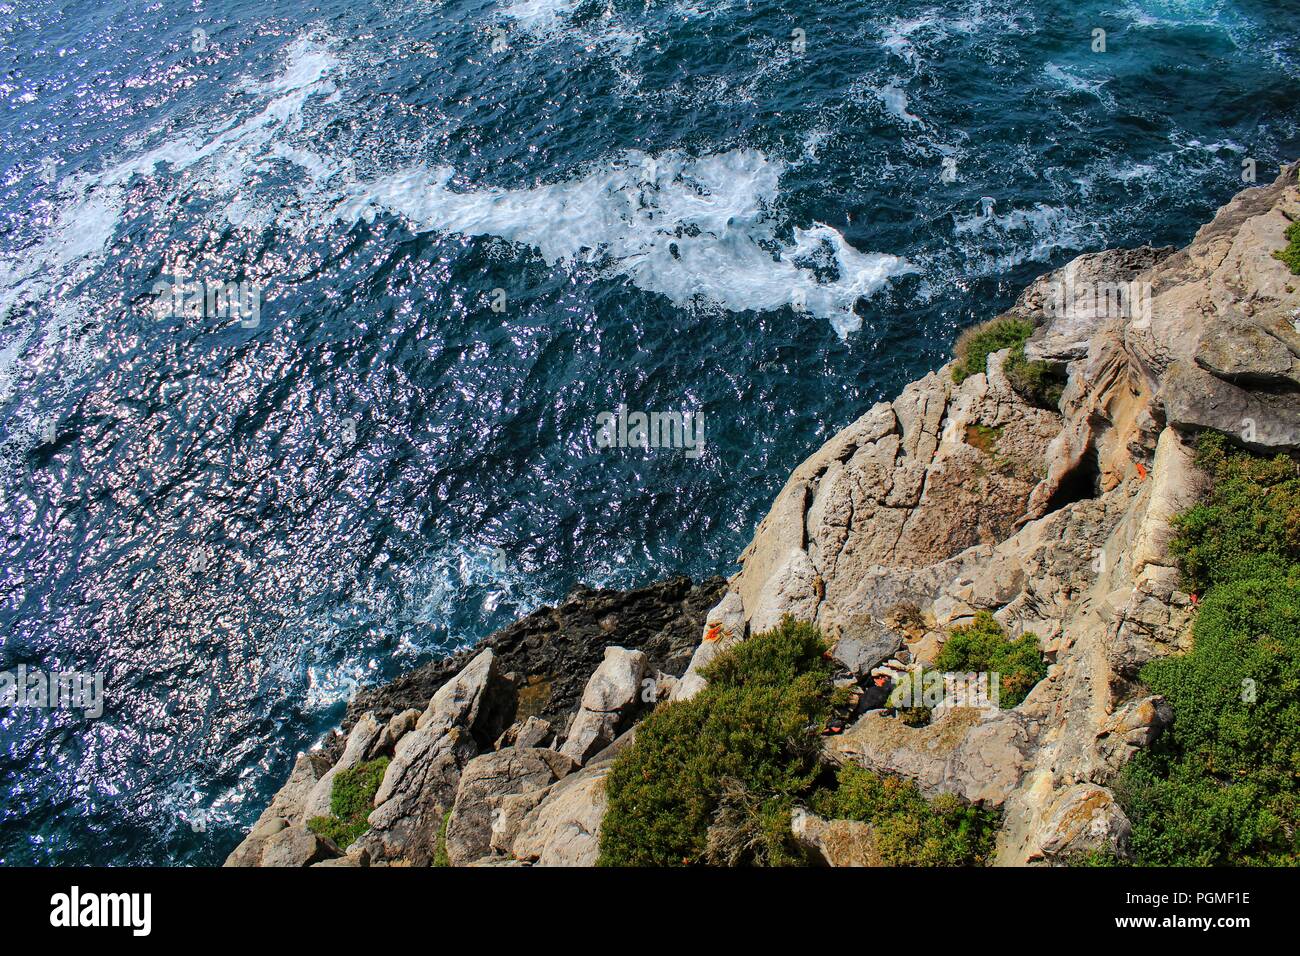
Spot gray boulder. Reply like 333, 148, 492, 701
559, 647, 647, 764
830, 624, 903, 679
361, 726, 478, 866
791, 809, 881, 867
444, 748, 577, 866
416, 648, 515, 746
1032, 784, 1132, 862
512, 763, 611, 866
372, 708, 421, 756
259, 826, 340, 867
223, 751, 331, 866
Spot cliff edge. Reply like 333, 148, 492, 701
228, 162, 1300, 867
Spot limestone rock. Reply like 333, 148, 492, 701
748, 548, 821, 635
791, 809, 882, 867
512, 764, 610, 866
1096, 696, 1173, 770
1032, 784, 1132, 862
490, 790, 551, 855
444, 748, 577, 866
942, 714, 1033, 806
223, 751, 330, 867
670, 590, 747, 702
311, 846, 371, 868
416, 648, 515, 747
372, 708, 421, 757
497, 715, 554, 750
362, 727, 477, 866
827, 709, 980, 798
1022, 247, 1174, 362
830, 624, 903, 679
560, 647, 647, 763
259, 826, 340, 867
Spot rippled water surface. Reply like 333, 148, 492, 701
1, 0, 1298, 864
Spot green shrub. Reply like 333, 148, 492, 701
1070, 849, 1124, 867
933, 611, 1047, 708
1003, 343, 1066, 409
811, 764, 999, 866
599, 617, 995, 867
433, 812, 450, 867
951, 316, 1034, 384
1273, 220, 1300, 275
1168, 432, 1300, 595
599, 617, 834, 866
951, 315, 1065, 409
1119, 576, 1300, 865
1117, 433, 1300, 865
306, 756, 389, 849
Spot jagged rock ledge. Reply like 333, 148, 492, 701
227, 575, 724, 866
229, 162, 1300, 868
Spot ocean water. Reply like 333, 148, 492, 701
0, 0, 1296, 865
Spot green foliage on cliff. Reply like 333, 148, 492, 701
1118, 435, 1300, 865
1273, 220, 1300, 275
1168, 432, 1300, 594
1003, 343, 1067, 409
934, 611, 1048, 708
306, 756, 389, 849
599, 617, 834, 866
810, 765, 999, 866
432, 812, 450, 867
951, 315, 1065, 408
599, 617, 997, 867
951, 316, 1034, 384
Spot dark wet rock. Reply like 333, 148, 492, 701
335, 575, 725, 756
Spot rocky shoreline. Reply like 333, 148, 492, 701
228, 162, 1300, 867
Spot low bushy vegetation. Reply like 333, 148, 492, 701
1273, 219, 1300, 275
306, 757, 389, 849
811, 765, 999, 866
432, 812, 450, 867
1118, 434, 1300, 865
1003, 343, 1067, 408
933, 611, 1048, 709
951, 316, 1034, 384
1168, 433, 1300, 594
599, 618, 833, 866
951, 315, 1065, 408
599, 617, 997, 867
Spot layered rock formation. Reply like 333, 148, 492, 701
229, 163, 1300, 867
226, 576, 721, 867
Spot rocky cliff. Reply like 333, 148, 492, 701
228, 163, 1300, 867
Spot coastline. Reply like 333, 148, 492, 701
228, 161, 1300, 867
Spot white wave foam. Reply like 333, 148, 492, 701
6, 31, 909, 352
0, 36, 341, 329
501, 0, 580, 33
325, 148, 913, 337
876, 4, 1020, 71
876, 84, 922, 124
500, 0, 644, 55
1043, 63, 1115, 106
949, 200, 1098, 273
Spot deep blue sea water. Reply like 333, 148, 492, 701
0, 0, 1297, 865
